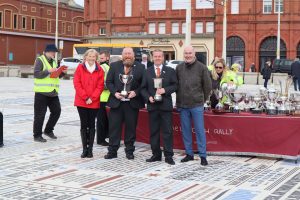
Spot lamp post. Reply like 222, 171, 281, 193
222, 0, 227, 61
276, 1, 281, 59
55, 0, 59, 63
185, 0, 191, 46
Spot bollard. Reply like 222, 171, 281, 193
0, 112, 3, 147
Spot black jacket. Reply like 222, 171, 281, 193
262, 65, 272, 79
106, 60, 145, 109
141, 65, 178, 112
291, 61, 300, 78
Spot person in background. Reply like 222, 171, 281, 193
33, 44, 67, 143
104, 47, 145, 160
291, 58, 300, 91
141, 49, 178, 165
176, 46, 212, 166
96, 51, 111, 146
250, 63, 256, 72
261, 60, 272, 88
210, 59, 243, 108
73, 49, 104, 158
140, 54, 153, 69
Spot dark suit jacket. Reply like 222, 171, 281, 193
141, 61, 154, 69
141, 65, 178, 112
291, 61, 300, 78
106, 60, 145, 109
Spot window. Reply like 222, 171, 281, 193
231, 0, 239, 14
31, 18, 35, 30
148, 23, 155, 34
206, 22, 214, 33
172, 0, 189, 10
158, 23, 165, 34
31, 7, 36, 12
22, 17, 26, 29
47, 10, 52, 15
68, 25, 71, 32
172, 23, 179, 34
99, 28, 106, 35
0, 12, 2, 28
275, 0, 283, 13
263, 0, 272, 14
22, 5, 27, 11
125, 0, 132, 17
62, 22, 66, 34
47, 20, 51, 32
149, 0, 166, 10
195, 22, 203, 33
62, 11, 66, 17
13, 14, 17, 29
182, 22, 186, 34
196, 0, 214, 9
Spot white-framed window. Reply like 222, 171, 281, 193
148, 23, 156, 34
172, 0, 190, 10
231, 0, 239, 14
158, 23, 166, 34
125, 0, 132, 17
195, 22, 203, 33
22, 16, 26, 29
31, 18, 35, 30
263, 0, 272, 14
172, 22, 179, 34
275, 0, 283, 13
196, 0, 214, 9
99, 28, 106, 35
182, 22, 186, 34
149, 0, 166, 10
206, 22, 214, 33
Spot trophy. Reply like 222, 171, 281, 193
153, 78, 163, 101
251, 95, 263, 114
119, 74, 133, 98
266, 88, 279, 115
221, 83, 237, 108
277, 96, 289, 115
214, 89, 224, 111
277, 76, 293, 115
228, 92, 246, 113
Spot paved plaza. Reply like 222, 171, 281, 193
0, 77, 299, 200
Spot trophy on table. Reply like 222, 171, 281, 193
277, 77, 293, 115
251, 95, 263, 114
153, 78, 163, 101
214, 89, 224, 111
228, 92, 246, 113
119, 74, 133, 98
266, 88, 279, 115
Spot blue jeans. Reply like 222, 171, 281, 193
178, 106, 206, 157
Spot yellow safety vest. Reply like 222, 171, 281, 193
100, 63, 110, 102
34, 55, 60, 93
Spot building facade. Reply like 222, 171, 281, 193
0, 0, 84, 65
84, 0, 300, 72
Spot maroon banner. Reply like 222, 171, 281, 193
136, 109, 300, 159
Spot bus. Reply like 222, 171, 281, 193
73, 43, 151, 62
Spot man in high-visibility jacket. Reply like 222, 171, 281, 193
33, 44, 67, 142
96, 51, 110, 146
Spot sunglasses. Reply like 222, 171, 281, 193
215, 66, 223, 69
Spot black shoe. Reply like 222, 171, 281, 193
44, 132, 57, 139
126, 153, 134, 160
34, 136, 47, 143
146, 156, 162, 162
165, 157, 175, 165
200, 157, 208, 166
98, 141, 109, 146
104, 153, 117, 159
81, 149, 88, 158
181, 154, 194, 163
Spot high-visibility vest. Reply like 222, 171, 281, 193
100, 63, 110, 102
34, 55, 60, 93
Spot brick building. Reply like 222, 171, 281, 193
84, 0, 300, 72
0, 0, 83, 65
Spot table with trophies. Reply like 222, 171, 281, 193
135, 77, 300, 160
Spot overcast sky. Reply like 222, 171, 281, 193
74, 0, 84, 7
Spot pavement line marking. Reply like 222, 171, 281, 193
34, 169, 77, 181
82, 175, 124, 188
165, 184, 199, 199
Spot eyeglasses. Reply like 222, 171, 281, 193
215, 66, 223, 69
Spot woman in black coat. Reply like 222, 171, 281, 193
262, 61, 272, 88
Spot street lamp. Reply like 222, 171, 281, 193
222, 0, 227, 60
55, 0, 59, 63
185, 0, 191, 46
276, 0, 281, 59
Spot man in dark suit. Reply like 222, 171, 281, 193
104, 47, 145, 160
291, 58, 300, 91
141, 54, 153, 69
141, 49, 178, 165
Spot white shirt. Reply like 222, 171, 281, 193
141, 61, 147, 69
85, 61, 96, 73
154, 64, 163, 77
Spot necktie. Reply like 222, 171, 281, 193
156, 67, 160, 77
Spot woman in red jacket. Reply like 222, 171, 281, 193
73, 49, 104, 158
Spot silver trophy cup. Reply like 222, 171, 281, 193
228, 92, 246, 113
119, 74, 133, 98
153, 78, 163, 101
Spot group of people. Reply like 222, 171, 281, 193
33, 43, 243, 166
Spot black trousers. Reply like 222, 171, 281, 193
108, 102, 139, 154
33, 93, 61, 137
96, 102, 109, 143
148, 110, 174, 158
77, 107, 98, 130
264, 79, 269, 88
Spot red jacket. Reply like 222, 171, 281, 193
73, 62, 104, 109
